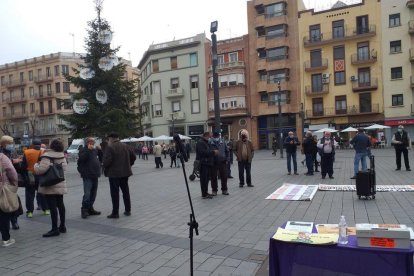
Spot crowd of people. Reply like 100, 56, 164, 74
0, 126, 410, 247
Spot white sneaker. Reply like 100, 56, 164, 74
2, 239, 15, 247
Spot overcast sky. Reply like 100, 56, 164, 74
0, 0, 360, 67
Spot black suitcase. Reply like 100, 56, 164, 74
356, 155, 376, 200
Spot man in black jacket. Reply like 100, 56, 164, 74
392, 125, 411, 171
196, 132, 218, 199
284, 131, 301, 175
103, 132, 136, 218
302, 131, 314, 176
78, 137, 102, 219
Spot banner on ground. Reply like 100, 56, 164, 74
266, 183, 318, 201
318, 184, 414, 192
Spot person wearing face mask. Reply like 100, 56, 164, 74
392, 125, 411, 171
317, 131, 336, 179
209, 132, 229, 196
284, 131, 300, 175
234, 131, 254, 187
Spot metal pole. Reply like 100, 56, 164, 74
171, 113, 175, 136
278, 81, 283, 158
211, 32, 221, 134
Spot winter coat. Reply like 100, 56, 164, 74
234, 139, 254, 163
77, 147, 101, 179
209, 138, 229, 164
196, 138, 214, 167
0, 153, 18, 189
103, 140, 136, 178
284, 136, 301, 153
302, 137, 314, 154
34, 150, 67, 195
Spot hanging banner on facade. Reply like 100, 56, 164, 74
73, 99, 89, 114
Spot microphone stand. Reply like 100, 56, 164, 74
177, 151, 198, 276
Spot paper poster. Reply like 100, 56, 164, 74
266, 183, 318, 201
272, 228, 338, 245
98, 30, 112, 44
318, 184, 414, 192
96, 90, 108, 104
285, 221, 313, 233
316, 224, 356, 235
79, 68, 95, 80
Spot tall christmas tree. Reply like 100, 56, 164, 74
59, 0, 139, 139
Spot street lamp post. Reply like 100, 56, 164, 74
210, 21, 221, 134
277, 81, 284, 158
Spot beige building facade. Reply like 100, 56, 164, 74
382, 1, 414, 142
298, 0, 384, 142
247, 0, 305, 149
0, 52, 138, 148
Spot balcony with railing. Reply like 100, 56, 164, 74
166, 111, 185, 121
35, 109, 55, 116
303, 25, 376, 47
409, 20, 414, 34
6, 95, 27, 104
306, 104, 380, 118
166, 88, 184, 98
37, 128, 58, 135
408, 0, 414, 8
35, 91, 55, 100
5, 79, 27, 88
351, 51, 377, 65
305, 84, 329, 96
304, 59, 328, 72
34, 74, 54, 83
257, 101, 291, 116
141, 94, 150, 104
208, 61, 245, 72
352, 78, 378, 92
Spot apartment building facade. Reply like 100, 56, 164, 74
382, 1, 414, 141
247, 0, 305, 149
0, 52, 138, 148
299, 0, 384, 140
138, 34, 208, 139
205, 35, 251, 140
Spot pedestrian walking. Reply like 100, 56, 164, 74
234, 131, 254, 187
350, 129, 371, 179
162, 143, 168, 159
317, 131, 336, 179
153, 142, 163, 168
103, 132, 136, 218
141, 144, 149, 160
34, 139, 67, 237
195, 132, 218, 199
209, 132, 229, 196
136, 143, 142, 159
392, 125, 411, 171
302, 131, 314, 176
77, 137, 102, 219
22, 139, 49, 218
0, 151, 18, 247
272, 137, 278, 156
284, 131, 300, 175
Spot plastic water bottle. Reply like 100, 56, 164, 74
338, 215, 348, 245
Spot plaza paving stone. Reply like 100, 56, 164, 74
0, 148, 413, 275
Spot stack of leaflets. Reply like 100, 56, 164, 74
316, 224, 356, 235
273, 221, 338, 245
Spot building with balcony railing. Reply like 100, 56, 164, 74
0, 52, 138, 147
205, 35, 251, 140
247, 0, 304, 149
382, 0, 414, 141
299, 0, 384, 135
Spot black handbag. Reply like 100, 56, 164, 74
38, 156, 65, 187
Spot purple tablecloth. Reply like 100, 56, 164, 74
269, 226, 414, 276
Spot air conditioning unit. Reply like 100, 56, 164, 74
322, 73, 330, 79
350, 76, 358, 81
322, 78, 330, 84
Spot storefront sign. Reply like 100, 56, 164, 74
384, 119, 414, 126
